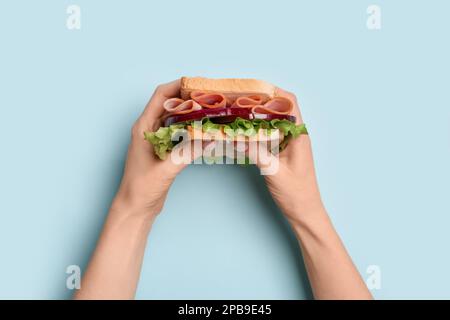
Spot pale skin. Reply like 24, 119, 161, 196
74, 79, 372, 300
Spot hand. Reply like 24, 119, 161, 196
255, 88, 372, 299
256, 88, 325, 225
111, 79, 188, 218
75, 80, 190, 300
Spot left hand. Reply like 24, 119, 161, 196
111, 79, 188, 218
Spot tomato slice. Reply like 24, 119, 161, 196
163, 107, 296, 126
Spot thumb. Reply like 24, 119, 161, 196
163, 139, 214, 170
241, 141, 281, 176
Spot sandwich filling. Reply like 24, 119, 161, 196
145, 117, 307, 160
144, 89, 308, 160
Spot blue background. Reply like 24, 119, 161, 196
0, 0, 449, 299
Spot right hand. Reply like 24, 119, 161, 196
255, 88, 325, 225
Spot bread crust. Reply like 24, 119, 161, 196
181, 77, 276, 103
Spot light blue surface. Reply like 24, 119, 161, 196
0, 0, 449, 299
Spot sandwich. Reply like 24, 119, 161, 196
144, 77, 308, 160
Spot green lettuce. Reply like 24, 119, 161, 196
144, 117, 308, 160
143, 124, 186, 160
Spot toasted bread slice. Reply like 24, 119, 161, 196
180, 77, 276, 104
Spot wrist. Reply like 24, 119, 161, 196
111, 179, 168, 218
284, 202, 330, 236
287, 207, 340, 254
279, 188, 326, 224
107, 199, 156, 237
110, 192, 161, 222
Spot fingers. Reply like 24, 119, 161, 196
141, 79, 181, 128
161, 139, 214, 171
275, 87, 303, 124
230, 141, 281, 175
248, 142, 281, 176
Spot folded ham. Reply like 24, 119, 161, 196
163, 98, 202, 115
231, 95, 264, 108
163, 94, 293, 116
191, 91, 227, 109
251, 97, 293, 115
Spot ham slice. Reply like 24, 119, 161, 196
163, 94, 293, 117
251, 97, 293, 115
191, 91, 227, 109
231, 95, 264, 108
163, 98, 202, 115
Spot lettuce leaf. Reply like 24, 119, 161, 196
144, 117, 308, 160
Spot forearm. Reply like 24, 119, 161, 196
289, 207, 372, 300
74, 205, 155, 300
